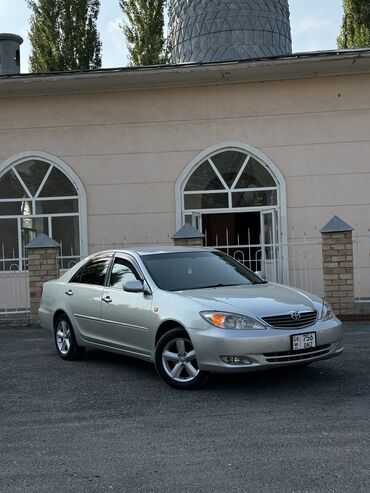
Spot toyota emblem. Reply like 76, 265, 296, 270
291, 311, 301, 320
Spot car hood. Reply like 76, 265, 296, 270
177, 283, 319, 318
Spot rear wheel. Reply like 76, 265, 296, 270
155, 328, 208, 389
54, 314, 85, 361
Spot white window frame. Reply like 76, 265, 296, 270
0, 151, 88, 271
175, 142, 288, 283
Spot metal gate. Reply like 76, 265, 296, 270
353, 235, 370, 302
205, 226, 323, 297
0, 267, 30, 321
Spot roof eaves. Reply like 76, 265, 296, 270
2, 48, 370, 81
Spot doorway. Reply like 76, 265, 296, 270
201, 210, 279, 277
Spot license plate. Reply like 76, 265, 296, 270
292, 332, 316, 351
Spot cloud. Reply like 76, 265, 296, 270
101, 16, 127, 68
0, 0, 12, 20
107, 17, 122, 34
294, 15, 331, 35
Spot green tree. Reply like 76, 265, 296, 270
120, 0, 167, 66
338, 0, 370, 48
27, 0, 102, 72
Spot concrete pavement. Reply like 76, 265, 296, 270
0, 323, 369, 492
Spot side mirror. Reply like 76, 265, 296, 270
123, 280, 152, 295
255, 270, 267, 281
123, 280, 144, 293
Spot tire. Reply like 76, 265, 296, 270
54, 313, 85, 361
155, 328, 208, 389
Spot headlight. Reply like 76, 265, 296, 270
321, 300, 335, 321
200, 311, 266, 330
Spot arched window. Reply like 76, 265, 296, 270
176, 143, 288, 284
0, 158, 83, 271
182, 149, 278, 218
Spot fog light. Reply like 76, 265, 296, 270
221, 356, 251, 365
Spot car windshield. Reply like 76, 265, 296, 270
140, 250, 266, 291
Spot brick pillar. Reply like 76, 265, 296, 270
172, 224, 204, 247
26, 234, 60, 325
173, 237, 204, 247
320, 216, 354, 316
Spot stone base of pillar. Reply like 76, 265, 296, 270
26, 235, 60, 325
173, 237, 203, 247
321, 217, 354, 316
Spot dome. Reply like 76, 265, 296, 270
171, 0, 292, 63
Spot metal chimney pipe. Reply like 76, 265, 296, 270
0, 33, 23, 76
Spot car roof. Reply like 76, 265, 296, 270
114, 246, 216, 256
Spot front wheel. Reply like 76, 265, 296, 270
54, 314, 85, 361
155, 328, 208, 389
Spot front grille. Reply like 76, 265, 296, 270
263, 344, 331, 363
262, 310, 318, 329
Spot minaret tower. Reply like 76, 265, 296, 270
171, 0, 292, 63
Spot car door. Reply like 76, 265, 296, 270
100, 255, 152, 356
64, 255, 112, 343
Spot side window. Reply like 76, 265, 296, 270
109, 258, 139, 289
71, 257, 111, 286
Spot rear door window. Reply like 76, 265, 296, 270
70, 257, 111, 286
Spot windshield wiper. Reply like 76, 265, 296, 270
198, 283, 244, 289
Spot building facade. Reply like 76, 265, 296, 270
1, 51, 370, 312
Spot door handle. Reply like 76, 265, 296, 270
65, 289, 73, 296
102, 296, 112, 303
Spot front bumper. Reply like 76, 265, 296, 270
189, 318, 343, 373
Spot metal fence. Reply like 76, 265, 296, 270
353, 235, 370, 302
205, 230, 324, 297
286, 240, 323, 297
0, 266, 29, 318
2, 233, 366, 319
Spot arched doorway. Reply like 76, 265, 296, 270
176, 143, 287, 282
0, 152, 87, 271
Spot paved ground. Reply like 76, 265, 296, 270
0, 323, 369, 493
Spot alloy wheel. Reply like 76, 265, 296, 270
162, 337, 200, 383
56, 320, 71, 356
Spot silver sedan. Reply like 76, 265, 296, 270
39, 247, 343, 389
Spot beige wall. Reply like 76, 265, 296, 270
1, 73, 370, 295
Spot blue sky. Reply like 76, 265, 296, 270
0, 0, 343, 72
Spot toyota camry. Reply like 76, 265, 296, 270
39, 247, 343, 389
